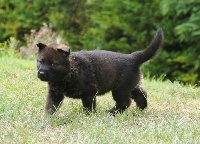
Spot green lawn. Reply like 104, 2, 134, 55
0, 56, 199, 144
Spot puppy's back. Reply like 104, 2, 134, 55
83, 51, 135, 93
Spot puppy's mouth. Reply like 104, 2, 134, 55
37, 70, 50, 82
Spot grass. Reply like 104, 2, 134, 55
0, 56, 199, 144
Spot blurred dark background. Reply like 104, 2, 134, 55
0, 0, 199, 84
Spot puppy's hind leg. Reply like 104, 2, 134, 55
131, 86, 147, 110
108, 89, 132, 115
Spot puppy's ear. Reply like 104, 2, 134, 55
37, 43, 47, 51
57, 47, 70, 57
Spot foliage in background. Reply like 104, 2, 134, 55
145, 0, 200, 84
0, 0, 199, 84
0, 37, 20, 58
20, 23, 64, 58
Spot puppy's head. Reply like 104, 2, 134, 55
36, 43, 71, 82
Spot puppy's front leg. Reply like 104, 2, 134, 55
45, 87, 64, 115
81, 95, 96, 113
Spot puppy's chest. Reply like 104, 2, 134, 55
50, 79, 93, 98
51, 82, 81, 98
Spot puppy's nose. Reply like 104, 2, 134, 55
38, 70, 47, 76
38, 70, 49, 81
39, 71, 45, 75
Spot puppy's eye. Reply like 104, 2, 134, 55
38, 59, 44, 64
51, 62, 58, 66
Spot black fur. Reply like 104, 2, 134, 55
36, 28, 164, 115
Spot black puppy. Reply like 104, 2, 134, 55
36, 28, 163, 115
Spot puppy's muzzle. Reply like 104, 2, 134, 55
38, 70, 50, 81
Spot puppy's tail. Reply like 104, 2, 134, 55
132, 28, 164, 65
